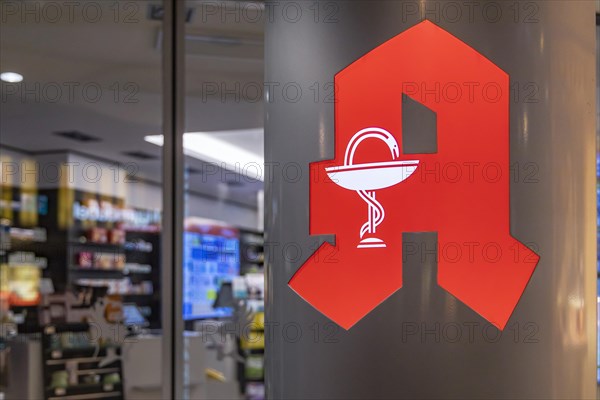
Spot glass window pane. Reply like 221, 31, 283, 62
0, 2, 165, 399
177, 1, 265, 399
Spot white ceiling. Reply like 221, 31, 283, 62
0, 0, 265, 207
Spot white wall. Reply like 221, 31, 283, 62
186, 193, 257, 230
0, 148, 259, 230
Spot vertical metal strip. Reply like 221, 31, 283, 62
162, 0, 185, 399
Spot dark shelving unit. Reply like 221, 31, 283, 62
123, 230, 161, 328
41, 323, 124, 400
238, 229, 265, 399
239, 229, 264, 275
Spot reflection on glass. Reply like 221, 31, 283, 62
0, 2, 164, 399
182, 1, 265, 399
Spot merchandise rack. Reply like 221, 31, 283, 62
238, 229, 265, 399
41, 322, 124, 400
240, 229, 264, 275
122, 230, 161, 328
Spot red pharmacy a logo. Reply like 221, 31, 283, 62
289, 21, 539, 330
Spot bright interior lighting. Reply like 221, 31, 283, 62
0, 72, 24, 83
145, 129, 264, 181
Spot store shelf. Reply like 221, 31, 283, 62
123, 264, 152, 274
44, 323, 90, 334
123, 247, 152, 254
243, 348, 265, 355
76, 367, 120, 376
7, 251, 48, 268
42, 323, 124, 400
68, 242, 124, 250
69, 267, 125, 273
45, 347, 119, 364
9, 227, 47, 242
48, 391, 122, 400
7, 261, 48, 268
122, 230, 161, 328
46, 382, 122, 400
244, 377, 264, 383
68, 269, 125, 281
124, 270, 152, 275
69, 266, 151, 276
46, 357, 105, 366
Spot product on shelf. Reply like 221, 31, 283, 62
124, 239, 153, 252
240, 330, 264, 351
114, 254, 125, 268
104, 294, 123, 323
123, 263, 151, 274
103, 372, 121, 384
92, 252, 125, 270
108, 229, 125, 245
76, 252, 93, 268
252, 311, 264, 330
245, 382, 265, 400
245, 355, 264, 380
50, 371, 68, 389
52, 331, 91, 349
139, 281, 153, 294
8, 251, 47, 268
82, 374, 101, 384
9, 227, 47, 242
87, 227, 108, 244
42, 323, 125, 400
1, 262, 42, 305
0, 223, 10, 250
75, 278, 154, 295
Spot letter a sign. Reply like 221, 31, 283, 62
289, 21, 539, 330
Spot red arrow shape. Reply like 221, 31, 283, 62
289, 21, 539, 330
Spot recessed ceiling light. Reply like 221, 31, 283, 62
0, 72, 23, 83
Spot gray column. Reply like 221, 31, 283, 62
265, 2, 596, 399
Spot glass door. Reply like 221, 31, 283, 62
0, 2, 167, 399
179, 1, 265, 399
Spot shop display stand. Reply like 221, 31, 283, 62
67, 231, 160, 328
0, 187, 51, 331
41, 322, 123, 400
238, 313, 265, 400
240, 230, 264, 275
123, 230, 161, 328
239, 313, 265, 400
3, 187, 162, 333
41, 189, 161, 329
238, 229, 265, 400
67, 227, 161, 328
67, 237, 126, 280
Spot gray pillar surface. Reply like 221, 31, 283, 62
265, 2, 596, 399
